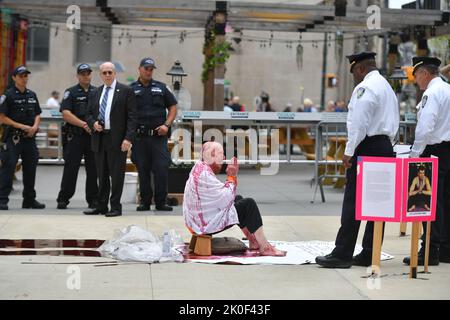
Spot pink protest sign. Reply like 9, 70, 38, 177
356, 157, 402, 222
356, 156, 438, 223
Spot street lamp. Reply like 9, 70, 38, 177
167, 60, 187, 91
166, 60, 191, 117
389, 64, 407, 94
389, 64, 409, 121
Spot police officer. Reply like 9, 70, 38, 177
316, 52, 399, 268
56, 64, 99, 210
0, 66, 45, 210
403, 57, 450, 266
130, 58, 177, 211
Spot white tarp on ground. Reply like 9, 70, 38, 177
187, 240, 394, 265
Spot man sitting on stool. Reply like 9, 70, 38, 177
183, 141, 286, 256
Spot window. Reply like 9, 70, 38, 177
76, 26, 111, 64
26, 26, 50, 62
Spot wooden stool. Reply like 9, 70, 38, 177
189, 234, 212, 256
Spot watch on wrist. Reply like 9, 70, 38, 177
164, 122, 171, 128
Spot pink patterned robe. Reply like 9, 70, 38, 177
183, 160, 239, 235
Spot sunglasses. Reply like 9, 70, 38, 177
102, 71, 113, 75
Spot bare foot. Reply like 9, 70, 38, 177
259, 244, 287, 257
248, 241, 259, 250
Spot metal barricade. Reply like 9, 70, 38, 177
312, 119, 417, 203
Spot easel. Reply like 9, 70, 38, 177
400, 221, 432, 277
409, 221, 431, 278
371, 221, 384, 276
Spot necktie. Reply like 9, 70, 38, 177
99, 86, 111, 122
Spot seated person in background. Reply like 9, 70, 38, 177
223, 98, 233, 113
303, 98, 318, 112
408, 166, 432, 211
325, 100, 336, 112
183, 141, 286, 256
283, 102, 293, 112
334, 100, 347, 112
230, 96, 243, 112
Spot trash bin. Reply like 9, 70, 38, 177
123, 172, 138, 203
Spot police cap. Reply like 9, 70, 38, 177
77, 63, 92, 74
412, 56, 441, 75
346, 52, 376, 73
139, 57, 157, 69
12, 65, 31, 76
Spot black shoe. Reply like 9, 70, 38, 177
0, 204, 8, 210
315, 253, 352, 269
88, 202, 98, 209
352, 251, 372, 267
137, 204, 151, 211
105, 209, 122, 217
22, 200, 45, 209
155, 204, 173, 211
83, 208, 107, 215
403, 249, 440, 266
439, 247, 450, 263
57, 201, 69, 209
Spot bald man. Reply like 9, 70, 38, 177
84, 62, 137, 217
183, 141, 286, 256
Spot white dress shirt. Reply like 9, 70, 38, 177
99, 79, 117, 130
410, 77, 450, 157
46, 97, 60, 108
345, 70, 400, 157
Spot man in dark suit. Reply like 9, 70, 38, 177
83, 62, 137, 217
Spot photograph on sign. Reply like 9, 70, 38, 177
402, 159, 438, 222
407, 162, 432, 215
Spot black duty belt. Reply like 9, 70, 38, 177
365, 135, 390, 142
136, 126, 156, 137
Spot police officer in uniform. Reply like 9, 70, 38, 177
403, 57, 450, 266
316, 52, 399, 268
130, 58, 177, 211
56, 64, 99, 209
0, 66, 45, 210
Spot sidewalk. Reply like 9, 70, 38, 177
0, 164, 449, 299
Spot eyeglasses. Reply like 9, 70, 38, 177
102, 71, 113, 75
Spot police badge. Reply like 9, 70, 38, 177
421, 95, 428, 108
357, 87, 365, 99
63, 91, 70, 100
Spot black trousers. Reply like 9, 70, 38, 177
0, 137, 39, 204
234, 197, 263, 234
57, 133, 98, 205
131, 135, 171, 206
420, 141, 450, 253
332, 135, 394, 261
95, 132, 127, 211
442, 169, 450, 255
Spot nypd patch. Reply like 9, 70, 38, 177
357, 87, 365, 99
63, 91, 70, 100
0, 95, 5, 106
421, 95, 428, 108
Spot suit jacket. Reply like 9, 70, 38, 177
87, 81, 137, 153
